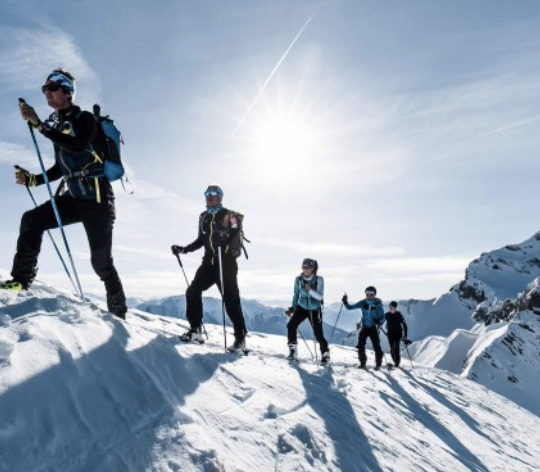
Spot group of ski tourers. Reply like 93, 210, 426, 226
1, 68, 412, 368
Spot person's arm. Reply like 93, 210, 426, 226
377, 304, 385, 325
347, 300, 364, 310
401, 314, 409, 338
308, 276, 324, 302
183, 216, 205, 253
291, 277, 300, 309
34, 161, 63, 185
40, 112, 97, 153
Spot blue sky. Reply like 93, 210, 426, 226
1, 0, 540, 303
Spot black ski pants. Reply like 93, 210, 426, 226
185, 256, 247, 340
287, 306, 329, 354
357, 327, 383, 367
387, 331, 403, 367
11, 190, 127, 315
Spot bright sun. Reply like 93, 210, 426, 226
240, 109, 323, 191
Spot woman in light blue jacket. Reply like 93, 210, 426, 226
286, 258, 329, 364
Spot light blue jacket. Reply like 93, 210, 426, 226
344, 298, 385, 329
292, 275, 324, 311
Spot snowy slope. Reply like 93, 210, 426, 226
2, 280, 540, 472
410, 277, 540, 416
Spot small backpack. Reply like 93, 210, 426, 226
93, 104, 125, 182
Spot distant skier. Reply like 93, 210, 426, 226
171, 185, 248, 351
384, 301, 409, 368
342, 286, 385, 369
2, 68, 127, 319
285, 258, 330, 365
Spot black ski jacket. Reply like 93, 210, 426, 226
36, 105, 110, 201
385, 311, 408, 338
184, 208, 244, 262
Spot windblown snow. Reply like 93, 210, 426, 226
1, 280, 540, 472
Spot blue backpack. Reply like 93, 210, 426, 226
93, 104, 125, 182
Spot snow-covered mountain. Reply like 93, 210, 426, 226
411, 277, 540, 416
2, 280, 540, 471
135, 295, 349, 342
323, 231, 540, 344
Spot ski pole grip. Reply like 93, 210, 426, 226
18, 98, 27, 106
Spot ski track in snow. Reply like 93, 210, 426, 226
1, 282, 540, 472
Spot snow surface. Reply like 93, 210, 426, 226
1, 280, 540, 472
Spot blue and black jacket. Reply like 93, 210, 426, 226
35, 105, 110, 201
291, 275, 324, 311
344, 297, 385, 329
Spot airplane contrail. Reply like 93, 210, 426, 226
231, 1, 325, 137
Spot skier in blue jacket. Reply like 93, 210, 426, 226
342, 286, 385, 369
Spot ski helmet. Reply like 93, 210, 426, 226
205, 185, 223, 200
302, 258, 318, 273
390, 301, 398, 308
365, 286, 377, 295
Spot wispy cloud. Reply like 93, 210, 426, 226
366, 256, 472, 274
0, 24, 101, 106
0, 140, 36, 167
257, 237, 406, 258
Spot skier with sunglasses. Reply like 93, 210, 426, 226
172, 185, 248, 351
342, 286, 385, 369
3, 68, 127, 319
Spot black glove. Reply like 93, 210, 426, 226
342, 294, 348, 304
403, 338, 412, 345
285, 307, 294, 317
15, 167, 37, 187
171, 245, 185, 255
227, 246, 242, 258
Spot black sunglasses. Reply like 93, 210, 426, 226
41, 82, 63, 94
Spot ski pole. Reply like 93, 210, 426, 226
298, 327, 314, 361
19, 98, 85, 301
328, 301, 344, 345
14, 165, 78, 295
217, 246, 228, 351
173, 252, 208, 339
307, 293, 319, 366
405, 343, 414, 371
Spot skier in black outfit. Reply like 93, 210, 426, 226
3, 69, 127, 318
172, 185, 247, 350
385, 301, 409, 368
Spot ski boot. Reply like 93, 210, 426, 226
287, 343, 299, 361
0, 279, 26, 291
320, 351, 330, 366
228, 337, 247, 353
374, 365, 382, 371
179, 326, 204, 344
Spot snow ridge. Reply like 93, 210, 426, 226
1, 280, 540, 471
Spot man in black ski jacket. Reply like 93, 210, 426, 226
171, 185, 247, 350
3, 68, 127, 318
385, 301, 409, 367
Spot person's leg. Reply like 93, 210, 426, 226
11, 196, 80, 287
185, 262, 216, 329
287, 306, 308, 344
218, 257, 247, 340
309, 308, 329, 354
370, 329, 384, 367
80, 192, 126, 317
357, 329, 369, 366
390, 334, 402, 366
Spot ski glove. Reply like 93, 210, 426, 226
285, 307, 294, 317
171, 245, 185, 255
403, 338, 412, 345
342, 294, 348, 304
15, 167, 37, 187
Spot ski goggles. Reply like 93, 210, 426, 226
41, 82, 63, 93
204, 190, 221, 198
365, 291, 376, 296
